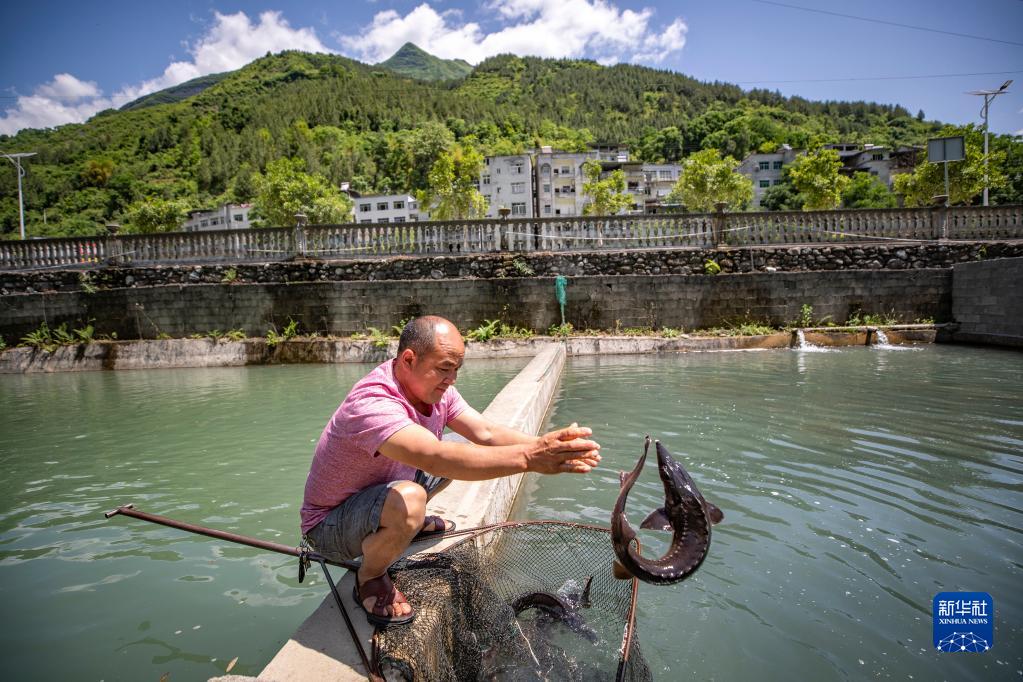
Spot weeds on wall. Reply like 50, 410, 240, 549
266, 318, 300, 347
20, 321, 96, 352
79, 272, 99, 294
221, 268, 239, 284
704, 259, 721, 275
466, 319, 534, 342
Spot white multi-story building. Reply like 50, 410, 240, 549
479, 154, 534, 218
737, 145, 803, 208
353, 194, 420, 224
534, 147, 601, 217
182, 203, 253, 232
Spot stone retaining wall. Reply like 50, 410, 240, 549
3, 242, 1019, 295
951, 256, 1023, 347
0, 269, 951, 344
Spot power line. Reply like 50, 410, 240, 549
751, 0, 1023, 47
736, 69, 1023, 85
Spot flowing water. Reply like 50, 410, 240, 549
513, 345, 1023, 681
0, 359, 526, 681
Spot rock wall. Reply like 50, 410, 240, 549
2, 242, 1018, 295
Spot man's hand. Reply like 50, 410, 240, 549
527, 423, 601, 474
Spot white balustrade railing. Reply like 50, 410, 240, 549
1, 205, 1020, 270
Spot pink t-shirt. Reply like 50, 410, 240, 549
300, 359, 469, 534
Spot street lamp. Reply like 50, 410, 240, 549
1, 151, 36, 240
967, 80, 1012, 206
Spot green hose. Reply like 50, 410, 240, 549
555, 276, 568, 326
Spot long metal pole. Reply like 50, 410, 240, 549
16, 157, 26, 240
982, 95, 990, 207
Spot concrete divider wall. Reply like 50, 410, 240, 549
257, 343, 566, 681
0, 269, 952, 343
951, 256, 1023, 347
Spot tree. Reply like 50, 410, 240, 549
787, 148, 849, 210
581, 159, 633, 215
841, 172, 897, 209
416, 144, 488, 220
665, 149, 752, 212
80, 158, 115, 188
252, 157, 353, 226
892, 125, 1006, 207
760, 179, 804, 211
124, 197, 188, 234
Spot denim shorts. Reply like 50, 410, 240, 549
303, 470, 447, 563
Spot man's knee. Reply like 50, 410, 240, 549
380, 481, 427, 533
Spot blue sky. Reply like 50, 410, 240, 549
1, 0, 1021, 137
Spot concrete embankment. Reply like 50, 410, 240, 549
253, 343, 566, 681
0, 325, 943, 374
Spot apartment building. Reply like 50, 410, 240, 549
826, 143, 920, 187
533, 147, 602, 217
737, 145, 803, 208
480, 154, 534, 218
182, 203, 253, 232
353, 194, 420, 224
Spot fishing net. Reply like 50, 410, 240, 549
372, 521, 650, 682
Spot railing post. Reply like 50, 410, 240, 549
929, 202, 948, 240
713, 202, 728, 247
293, 221, 307, 259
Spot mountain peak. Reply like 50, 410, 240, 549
378, 43, 472, 81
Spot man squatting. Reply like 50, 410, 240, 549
301, 315, 602, 627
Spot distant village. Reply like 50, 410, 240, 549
182, 142, 919, 232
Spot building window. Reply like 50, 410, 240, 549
200, 220, 209, 227
233, 214, 244, 222
511, 182, 525, 194
360, 203, 371, 212
512, 164, 524, 174
393, 200, 405, 209
378, 218, 389, 223
872, 153, 884, 161
360, 219, 372, 224
659, 170, 672, 180
773, 180, 783, 185
543, 204, 552, 214
511, 202, 527, 216
481, 174, 491, 185
377, 202, 388, 211
758, 161, 770, 171
543, 184, 551, 193
393, 216, 405, 223
772, 161, 783, 170
541, 164, 551, 177
759, 180, 770, 188
560, 166, 571, 175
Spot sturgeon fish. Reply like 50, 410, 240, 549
509, 576, 598, 643
611, 437, 724, 585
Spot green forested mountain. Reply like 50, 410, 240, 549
0, 48, 1014, 237
378, 42, 473, 81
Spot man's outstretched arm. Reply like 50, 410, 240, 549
447, 406, 541, 446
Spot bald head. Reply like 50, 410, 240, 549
397, 315, 462, 357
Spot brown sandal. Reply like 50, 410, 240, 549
353, 573, 416, 628
413, 515, 457, 541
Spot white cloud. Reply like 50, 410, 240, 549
338, 0, 687, 66
0, 11, 333, 135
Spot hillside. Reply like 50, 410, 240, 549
2, 47, 1008, 238
120, 72, 230, 111
378, 42, 472, 81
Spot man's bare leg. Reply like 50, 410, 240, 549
357, 481, 425, 617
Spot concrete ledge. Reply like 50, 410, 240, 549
0, 326, 946, 374
257, 343, 566, 682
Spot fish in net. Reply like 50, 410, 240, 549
372, 521, 650, 681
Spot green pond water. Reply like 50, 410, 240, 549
0, 359, 527, 681
512, 345, 1023, 681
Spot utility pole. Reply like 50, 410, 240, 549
967, 80, 1012, 207
2, 151, 37, 240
